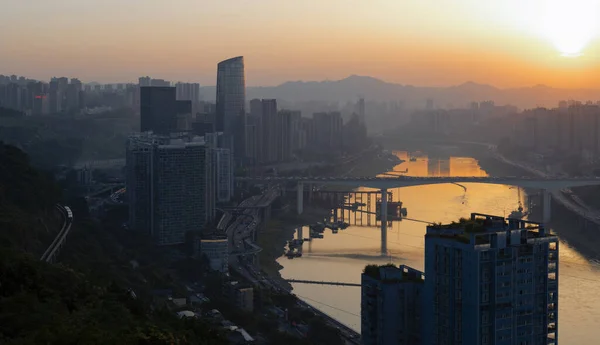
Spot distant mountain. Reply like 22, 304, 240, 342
200, 75, 599, 109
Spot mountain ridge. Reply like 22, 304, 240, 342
201, 75, 599, 109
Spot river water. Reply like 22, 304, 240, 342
278, 151, 600, 344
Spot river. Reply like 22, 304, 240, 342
278, 150, 600, 344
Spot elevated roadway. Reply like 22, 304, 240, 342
40, 205, 74, 263
237, 175, 600, 190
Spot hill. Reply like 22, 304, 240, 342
0, 144, 226, 344
0, 142, 62, 256
200, 75, 599, 109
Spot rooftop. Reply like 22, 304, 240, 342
426, 213, 556, 246
363, 264, 424, 283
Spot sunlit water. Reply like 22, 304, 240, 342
278, 151, 600, 344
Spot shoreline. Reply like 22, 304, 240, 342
259, 152, 399, 289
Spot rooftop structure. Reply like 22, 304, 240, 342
423, 213, 559, 345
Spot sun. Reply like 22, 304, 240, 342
539, 0, 599, 56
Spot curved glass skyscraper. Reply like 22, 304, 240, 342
216, 56, 245, 161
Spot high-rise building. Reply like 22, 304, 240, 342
126, 133, 214, 246
175, 82, 201, 103
361, 264, 424, 345
140, 87, 177, 134
357, 97, 366, 123
361, 214, 559, 345
214, 148, 233, 202
139, 76, 151, 87
313, 112, 343, 150
216, 56, 245, 161
175, 100, 193, 131
260, 99, 279, 163
245, 114, 262, 165
205, 132, 233, 205
278, 110, 301, 162
176, 82, 201, 115
423, 214, 559, 345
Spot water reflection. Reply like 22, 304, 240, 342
278, 151, 600, 343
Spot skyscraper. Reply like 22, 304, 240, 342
140, 87, 177, 134
361, 214, 559, 345
361, 264, 424, 345
423, 214, 559, 345
216, 56, 245, 161
126, 133, 214, 246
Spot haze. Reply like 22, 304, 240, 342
2, 0, 600, 88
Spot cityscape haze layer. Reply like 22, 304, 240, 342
3, 1, 600, 344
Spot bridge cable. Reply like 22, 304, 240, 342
334, 232, 600, 272
294, 293, 360, 317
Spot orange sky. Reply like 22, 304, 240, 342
1, 0, 600, 88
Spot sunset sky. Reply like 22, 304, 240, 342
2, 0, 600, 88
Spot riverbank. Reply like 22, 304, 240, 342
259, 151, 399, 288
258, 207, 332, 291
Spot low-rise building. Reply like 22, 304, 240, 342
225, 281, 254, 313
199, 233, 228, 273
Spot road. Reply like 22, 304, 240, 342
222, 189, 361, 344
492, 150, 600, 224
40, 205, 74, 263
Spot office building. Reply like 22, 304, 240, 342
140, 87, 177, 134
199, 233, 229, 273
216, 56, 246, 160
423, 214, 559, 345
361, 264, 424, 345
126, 133, 214, 246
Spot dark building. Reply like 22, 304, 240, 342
176, 100, 192, 115
140, 87, 177, 134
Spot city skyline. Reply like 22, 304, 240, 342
2, 1, 600, 88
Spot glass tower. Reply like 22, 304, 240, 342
216, 56, 245, 161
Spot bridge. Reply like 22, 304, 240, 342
285, 279, 361, 287
237, 175, 600, 255
236, 175, 600, 190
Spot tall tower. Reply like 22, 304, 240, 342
216, 56, 245, 163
